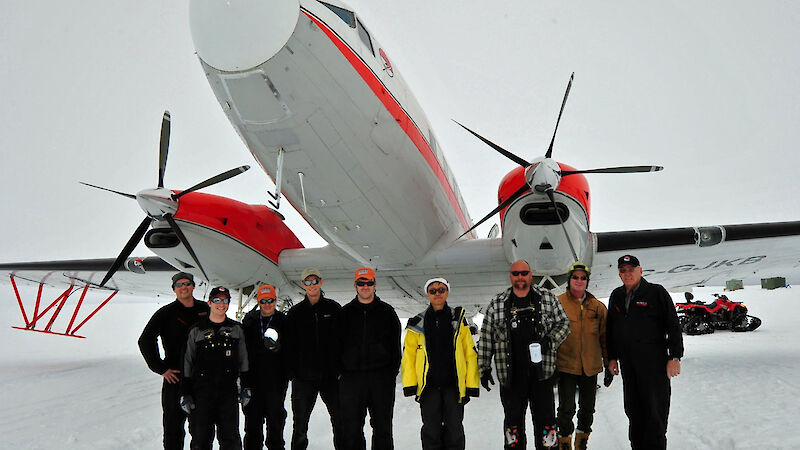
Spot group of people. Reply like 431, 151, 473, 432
138, 253, 683, 450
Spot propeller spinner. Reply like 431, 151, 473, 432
81, 111, 250, 287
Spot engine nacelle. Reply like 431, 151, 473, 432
498, 163, 593, 276
144, 191, 303, 287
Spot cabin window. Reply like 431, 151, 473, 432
319, 1, 355, 27
519, 202, 570, 225
356, 18, 375, 56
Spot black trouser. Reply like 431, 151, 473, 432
161, 379, 189, 450
419, 385, 465, 450
620, 358, 670, 450
244, 380, 289, 450
556, 372, 598, 436
499, 375, 556, 450
291, 378, 342, 450
190, 384, 242, 450
339, 371, 396, 450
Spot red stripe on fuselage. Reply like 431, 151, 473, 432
301, 9, 473, 237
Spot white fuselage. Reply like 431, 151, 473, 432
190, 0, 473, 269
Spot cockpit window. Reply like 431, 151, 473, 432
319, 1, 356, 28
356, 18, 375, 56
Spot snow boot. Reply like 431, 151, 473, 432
574, 430, 590, 450
558, 435, 573, 450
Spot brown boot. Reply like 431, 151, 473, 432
574, 431, 590, 450
558, 435, 573, 450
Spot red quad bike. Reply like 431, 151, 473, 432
675, 292, 762, 335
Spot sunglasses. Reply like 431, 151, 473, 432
210, 297, 231, 304
174, 281, 194, 288
571, 275, 588, 281
428, 287, 448, 295
510, 270, 530, 276
355, 280, 375, 287
259, 298, 277, 304
619, 267, 637, 273
303, 278, 320, 286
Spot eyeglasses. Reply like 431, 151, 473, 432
174, 281, 194, 288
571, 275, 588, 281
355, 280, 375, 287
510, 270, 530, 276
303, 278, 320, 286
428, 287, 448, 295
210, 297, 231, 304
259, 298, 276, 304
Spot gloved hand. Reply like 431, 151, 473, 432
603, 367, 614, 387
180, 395, 195, 415
239, 387, 252, 407
481, 371, 495, 392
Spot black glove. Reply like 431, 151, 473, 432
180, 395, 195, 415
603, 367, 614, 387
462, 396, 470, 405
481, 371, 495, 392
239, 387, 252, 407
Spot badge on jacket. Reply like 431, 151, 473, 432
225, 349, 231, 357
635, 301, 648, 307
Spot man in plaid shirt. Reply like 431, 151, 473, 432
478, 260, 570, 449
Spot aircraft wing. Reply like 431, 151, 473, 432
0, 257, 178, 298
588, 221, 800, 296
277, 239, 512, 317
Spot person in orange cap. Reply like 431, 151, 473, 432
241, 284, 289, 450
337, 267, 401, 449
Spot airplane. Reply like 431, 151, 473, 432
3, 0, 800, 338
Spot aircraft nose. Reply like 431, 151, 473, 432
189, 0, 300, 72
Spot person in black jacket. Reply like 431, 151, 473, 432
284, 268, 343, 449
138, 272, 209, 450
181, 286, 250, 450
607, 255, 683, 450
241, 284, 289, 450
338, 267, 401, 450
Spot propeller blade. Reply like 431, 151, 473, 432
158, 111, 171, 188
546, 189, 579, 262
453, 120, 529, 167
456, 183, 530, 240
99, 216, 152, 287
545, 72, 574, 159
561, 165, 663, 176
173, 165, 251, 199
80, 182, 136, 200
164, 213, 210, 281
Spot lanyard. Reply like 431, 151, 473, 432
260, 315, 274, 335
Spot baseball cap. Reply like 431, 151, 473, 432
256, 284, 277, 300
209, 286, 231, 300
354, 267, 376, 281
171, 272, 195, 288
617, 255, 640, 267
301, 267, 322, 280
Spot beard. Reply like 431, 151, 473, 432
513, 279, 530, 290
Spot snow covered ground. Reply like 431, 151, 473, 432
1, 285, 797, 449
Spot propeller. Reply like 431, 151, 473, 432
81, 111, 250, 287
456, 73, 663, 259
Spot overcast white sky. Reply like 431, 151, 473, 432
2, 0, 798, 263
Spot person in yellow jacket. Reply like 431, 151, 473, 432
401, 277, 480, 450
555, 262, 608, 450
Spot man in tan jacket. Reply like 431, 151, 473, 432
555, 262, 608, 450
